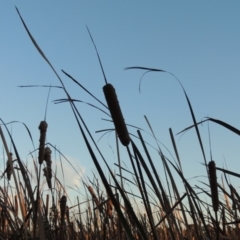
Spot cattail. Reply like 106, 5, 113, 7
60, 195, 67, 240
87, 186, 103, 212
38, 121, 48, 164
103, 83, 130, 146
43, 147, 52, 189
44, 147, 52, 165
43, 167, 51, 189
60, 195, 67, 223
6, 153, 13, 180
66, 206, 70, 224
208, 160, 219, 212
106, 199, 113, 218
14, 195, 18, 216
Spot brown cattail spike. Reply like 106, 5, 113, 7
59, 195, 67, 240
88, 186, 103, 212
208, 160, 219, 212
103, 83, 130, 146
14, 195, 18, 216
43, 167, 52, 189
66, 206, 70, 224
43, 147, 52, 189
38, 121, 48, 164
44, 147, 52, 164
106, 199, 113, 218
60, 195, 67, 220
6, 153, 13, 180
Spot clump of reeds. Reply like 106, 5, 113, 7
1, 7, 240, 240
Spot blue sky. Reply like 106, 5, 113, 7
1, 2, 240, 201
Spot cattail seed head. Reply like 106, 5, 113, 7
39, 121, 48, 132
14, 195, 18, 216
66, 206, 70, 223
44, 147, 52, 164
208, 160, 219, 212
43, 167, 52, 189
38, 121, 48, 164
60, 195, 67, 220
6, 153, 13, 180
44, 147, 52, 183
106, 199, 113, 218
103, 84, 130, 146
88, 186, 102, 212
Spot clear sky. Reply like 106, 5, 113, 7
1, 2, 240, 202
